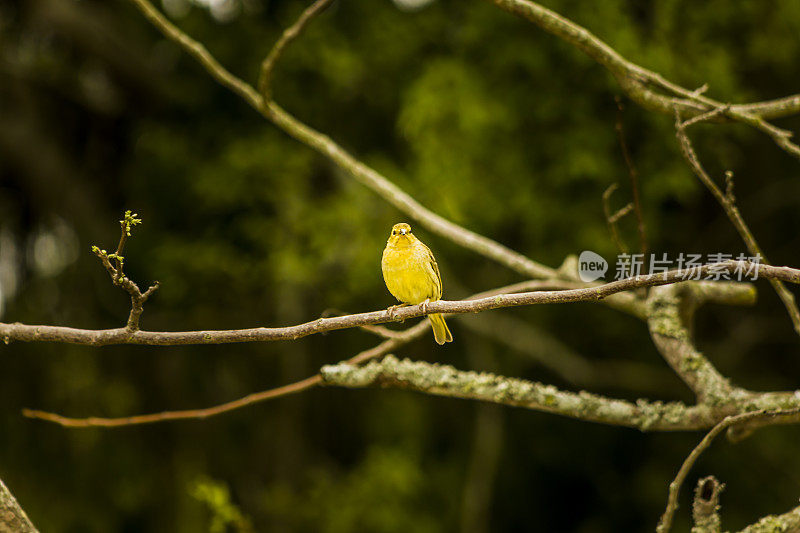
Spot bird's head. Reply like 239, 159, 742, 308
388, 222, 415, 246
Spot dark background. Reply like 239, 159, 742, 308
1, 0, 799, 531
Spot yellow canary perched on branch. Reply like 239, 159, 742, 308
381, 222, 453, 345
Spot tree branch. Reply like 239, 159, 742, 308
2, 261, 792, 346
489, 0, 800, 158
123, 0, 800, 335
257, 0, 334, 101
647, 284, 736, 401
128, 0, 261, 108
260, 98, 559, 277
124, 0, 800, 340
23, 321, 431, 428
321, 355, 718, 431
0, 477, 37, 533
126, 0, 560, 284
657, 409, 800, 533
601, 183, 631, 254
614, 97, 647, 255
23, 279, 551, 427
675, 112, 800, 336
321, 357, 800, 434
23, 376, 321, 428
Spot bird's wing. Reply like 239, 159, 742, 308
420, 242, 443, 298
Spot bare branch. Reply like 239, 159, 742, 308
23, 279, 554, 427
258, 0, 334, 101
675, 112, 800, 336
128, 0, 261, 108
23, 321, 431, 428
127, 0, 558, 283
2, 261, 793, 347
123, 0, 799, 338
614, 97, 647, 254
23, 376, 321, 428
608, 203, 634, 225
601, 183, 629, 254
490, 0, 800, 158
262, 99, 560, 279
657, 409, 800, 533
125, 0, 800, 331
90, 211, 159, 331
679, 104, 729, 130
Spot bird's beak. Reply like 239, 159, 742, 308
400, 228, 407, 235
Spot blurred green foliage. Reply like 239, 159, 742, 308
1, 0, 799, 531
191, 476, 253, 533
263, 446, 440, 533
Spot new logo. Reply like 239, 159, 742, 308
578, 250, 608, 282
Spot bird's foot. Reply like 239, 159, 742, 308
386, 303, 410, 322
419, 298, 431, 315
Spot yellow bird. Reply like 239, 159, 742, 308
381, 222, 453, 345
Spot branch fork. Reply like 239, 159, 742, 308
92, 210, 159, 331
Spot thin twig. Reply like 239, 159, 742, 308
656, 409, 800, 533
128, 0, 261, 109
257, 0, 334, 101
23, 376, 322, 428
614, 97, 646, 254
608, 203, 634, 224
490, 0, 800, 159
90, 211, 159, 331
674, 111, 800, 337
601, 183, 629, 254
679, 104, 729, 130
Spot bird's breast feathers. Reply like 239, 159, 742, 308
382, 243, 441, 304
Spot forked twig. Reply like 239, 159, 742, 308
614, 97, 647, 254
657, 409, 800, 533
674, 111, 800, 337
601, 183, 630, 254
257, 0, 335, 101
91, 211, 159, 331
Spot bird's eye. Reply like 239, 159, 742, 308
392, 230, 397, 235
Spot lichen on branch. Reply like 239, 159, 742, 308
320, 355, 717, 431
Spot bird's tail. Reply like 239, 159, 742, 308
429, 313, 453, 345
